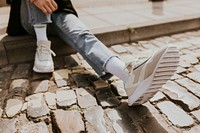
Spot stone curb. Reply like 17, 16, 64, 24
1, 16, 200, 66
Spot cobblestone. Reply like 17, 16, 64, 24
52, 109, 85, 133
192, 49, 200, 58
194, 64, 200, 71
170, 73, 183, 80
0, 108, 2, 117
0, 118, 16, 133
191, 110, 200, 122
56, 89, 76, 107
180, 54, 199, 65
143, 102, 180, 133
124, 44, 141, 55
1, 29, 200, 132
141, 42, 159, 50
96, 88, 120, 108
162, 81, 200, 111
111, 80, 127, 97
93, 79, 109, 90
111, 44, 127, 54
183, 126, 200, 133
71, 73, 91, 87
5, 99, 23, 118
106, 109, 124, 133
119, 54, 138, 64
44, 92, 56, 109
26, 93, 50, 118
20, 122, 49, 133
9, 79, 29, 98
150, 91, 166, 103
76, 88, 97, 108
179, 59, 192, 68
21, 102, 27, 112
53, 69, 69, 88
187, 71, 200, 83
176, 78, 200, 98
157, 101, 194, 128
30, 80, 49, 94
84, 106, 108, 133
176, 67, 187, 74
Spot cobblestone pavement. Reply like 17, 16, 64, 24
1, 30, 200, 133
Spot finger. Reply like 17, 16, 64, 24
44, 4, 53, 14
41, 6, 48, 15
51, 0, 58, 10
47, 2, 57, 12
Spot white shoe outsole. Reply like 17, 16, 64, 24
128, 46, 179, 106
33, 66, 54, 73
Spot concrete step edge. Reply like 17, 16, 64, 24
1, 17, 200, 67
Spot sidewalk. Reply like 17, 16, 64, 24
0, 1, 200, 132
1, 0, 200, 66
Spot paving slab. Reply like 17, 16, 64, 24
0, 32, 200, 132
84, 106, 108, 133
52, 109, 85, 133
20, 122, 50, 133
0, 118, 16, 133
1, 0, 200, 65
162, 81, 200, 111
157, 101, 194, 128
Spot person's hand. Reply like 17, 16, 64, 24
30, 0, 58, 15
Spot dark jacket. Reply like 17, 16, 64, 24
6, 0, 78, 36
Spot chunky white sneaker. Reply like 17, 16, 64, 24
124, 45, 179, 106
33, 40, 56, 73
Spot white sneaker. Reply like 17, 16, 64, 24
125, 45, 179, 106
33, 40, 56, 73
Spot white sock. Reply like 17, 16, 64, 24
105, 57, 129, 82
33, 24, 48, 41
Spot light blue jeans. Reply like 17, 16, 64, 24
20, 0, 116, 80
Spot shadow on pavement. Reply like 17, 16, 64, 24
114, 102, 167, 133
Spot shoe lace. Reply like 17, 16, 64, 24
125, 58, 150, 75
124, 58, 150, 89
38, 44, 56, 57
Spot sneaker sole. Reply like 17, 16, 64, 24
128, 46, 179, 106
33, 66, 54, 73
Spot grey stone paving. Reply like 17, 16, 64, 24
1, 30, 200, 132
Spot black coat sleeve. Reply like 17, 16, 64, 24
7, 0, 27, 36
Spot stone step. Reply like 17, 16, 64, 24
1, 15, 200, 67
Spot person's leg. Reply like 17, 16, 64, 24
51, 13, 180, 106
20, 0, 55, 73
34, 24, 48, 41
51, 13, 129, 79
